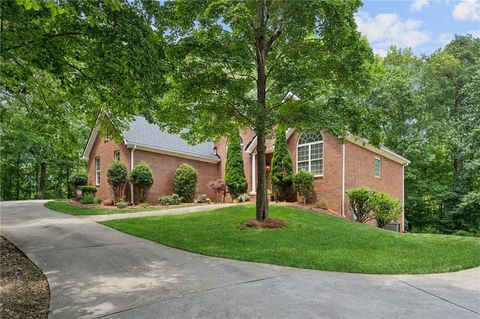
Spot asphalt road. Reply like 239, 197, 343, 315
1, 200, 479, 319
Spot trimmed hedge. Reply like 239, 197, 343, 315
174, 164, 198, 202
130, 161, 154, 204
225, 129, 247, 200
107, 161, 128, 202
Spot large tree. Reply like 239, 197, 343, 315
150, 0, 374, 220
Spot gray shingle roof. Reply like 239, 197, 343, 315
122, 116, 218, 160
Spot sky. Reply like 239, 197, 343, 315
356, 0, 480, 56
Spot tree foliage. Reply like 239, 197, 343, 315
225, 130, 247, 200
149, 0, 375, 220
372, 35, 480, 234
270, 125, 293, 201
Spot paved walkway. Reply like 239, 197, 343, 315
1, 200, 479, 319
79, 202, 243, 222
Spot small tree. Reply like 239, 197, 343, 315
175, 164, 198, 202
208, 179, 227, 203
270, 125, 293, 201
292, 171, 314, 205
130, 161, 155, 204
107, 161, 128, 203
372, 192, 402, 228
70, 171, 88, 190
225, 129, 247, 200
346, 188, 376, 223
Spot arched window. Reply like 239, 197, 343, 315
297, 131, 323, 176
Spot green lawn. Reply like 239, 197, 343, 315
43, 201, 198, 216
101, 205, 480, 274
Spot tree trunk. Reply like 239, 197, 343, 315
256, 134, 269, 220
254, 0, 269, 221
38, 162, 46, 199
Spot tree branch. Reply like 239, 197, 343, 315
4, 32, 86, 51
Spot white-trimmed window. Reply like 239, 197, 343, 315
374, 157, 381, 178
297, 131, 323, 176
95, 157, 101, 185
114, 150, 120, 161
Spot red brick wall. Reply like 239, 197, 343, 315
133, 150, 220, 203
287, 131, 344, 213
87, 134, 220, 204
87, 135, 130, 202
345, 142, 404, 228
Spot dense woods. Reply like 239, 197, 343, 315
0, 1, 478, 234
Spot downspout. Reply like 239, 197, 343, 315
130, 145, 136, 204
341, 143, 346, 217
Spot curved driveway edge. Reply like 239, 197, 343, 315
1, 200, 479, 319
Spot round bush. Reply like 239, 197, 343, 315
130, 161, 154, 203
292, 171, 314, 204
107, 161, 128, 202
70, 171, 88, 189
174, 164, 198, 202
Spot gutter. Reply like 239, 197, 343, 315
341, 143, 346, 217
130, 145, 136, 204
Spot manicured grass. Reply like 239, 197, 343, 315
101, 205, 480, 274
44, 201, 197, 216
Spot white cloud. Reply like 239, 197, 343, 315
355, 12, 430, 57
438, 33, 454, 46
411, 0, 429, 12
453, 0, 480, 21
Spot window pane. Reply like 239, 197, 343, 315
298, 131, 323, 144
311, 159, 323, 175
298, 161, 309, 172
297, 145, 309, 162
114, 151, 120, 161
95, 158, 100, 170
310, 143, 323, 160
374, 158, 381, 177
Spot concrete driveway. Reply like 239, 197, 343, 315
1, 200, 479, 319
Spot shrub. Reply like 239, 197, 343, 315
107, 161, 128, 203
346, 188, 375, 223
174, 164, 198, 202
238, 193, 250, 202
79, 185, 97, 194
130, 161, 155, 204
80, 193, 95, 204
139, 202, 149, 208
225, 129, 248, 200
159, 194, 183, 206
292, 171, 314, 204
116, 198, 128, 209
70, 171, 88, 189
315, 198, 329, 210
372, 192, 402, 228
270, 125, 293, 201
195, 194, 211, 204
208, 179, 227, 203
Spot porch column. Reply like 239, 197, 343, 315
250, 153, 256, 195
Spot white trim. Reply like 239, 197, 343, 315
346, 135, 410, 165
249, 153, 256, 195
295, 131, 324, 177
82, 128, 99, 160
125, 142, 220, 164
95, 157, 101, 186
245, 129, 295, 154
341, 143, 346, 217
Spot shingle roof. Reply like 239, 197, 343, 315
122, 116, 218, 160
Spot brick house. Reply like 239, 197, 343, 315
83, 116, 409, 230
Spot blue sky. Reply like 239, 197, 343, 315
356, 0, 480, 56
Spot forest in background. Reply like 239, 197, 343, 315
0, 0, 478, 235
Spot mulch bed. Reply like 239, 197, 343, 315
243, 218, 287, 228
0, 237, 50, 319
